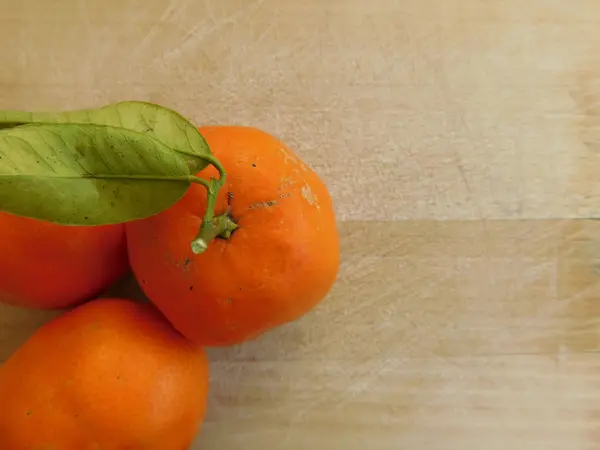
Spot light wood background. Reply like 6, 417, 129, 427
3, 0, 600, 448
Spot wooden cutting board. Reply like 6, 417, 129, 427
3, 0, 600, 448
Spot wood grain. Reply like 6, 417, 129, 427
2, 0, 600, 448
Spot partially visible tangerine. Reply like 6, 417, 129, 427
0, 297, 210, 449
0, 212, 129, 309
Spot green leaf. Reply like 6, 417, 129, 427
0, 101, 210, 172
0, 122, 196, 225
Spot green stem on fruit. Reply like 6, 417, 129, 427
187, 153, 230, 254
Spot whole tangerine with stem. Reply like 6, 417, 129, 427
126, 126, 340, 346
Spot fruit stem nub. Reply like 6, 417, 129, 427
191, 213, 238, 254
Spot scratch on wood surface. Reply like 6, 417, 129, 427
150, 0, 267, 67
136, 0, 183, 52
253, 19, 277, 47
330, 358, 405, 410
76, 0, 94, 79
288, 357, 405, 423
77, 0, 92, 32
